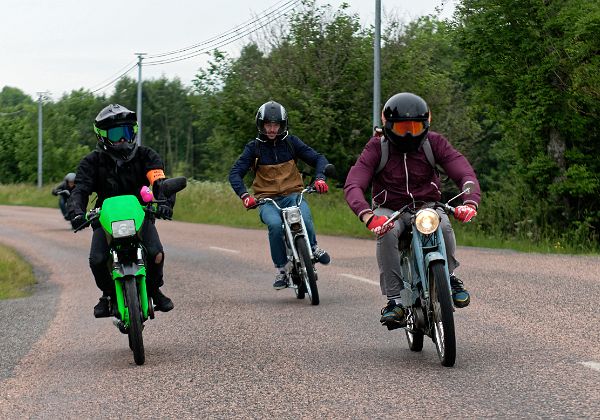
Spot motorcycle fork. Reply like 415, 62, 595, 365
111, 248, 149, 324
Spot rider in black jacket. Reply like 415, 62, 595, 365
68, 104, 176, 318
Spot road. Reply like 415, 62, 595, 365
0, 205, 599, 418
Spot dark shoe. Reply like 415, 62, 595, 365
152, 288, 174, 312
312, 246, 330, 265
380, 300, 407, 328
273, 273, 289, 290
450, 275, 470, 308
93, 295, 112, 318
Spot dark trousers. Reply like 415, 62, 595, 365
89, 219, 165, 295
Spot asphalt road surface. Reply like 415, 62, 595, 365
0, 205, 599, 418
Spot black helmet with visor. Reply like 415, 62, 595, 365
94, 104, 139, 162
382, 92, 430, 153
256, 101, 288, 141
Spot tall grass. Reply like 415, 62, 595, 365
0, 182, 596, 254
0, 243, 36, 299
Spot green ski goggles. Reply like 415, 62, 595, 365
95, 124, 138, 143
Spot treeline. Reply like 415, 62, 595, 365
0, 0, 598, 249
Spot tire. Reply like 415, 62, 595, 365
295, 237, 319, 305
405, 309, 424, 352
293, 271, 306, 300
124, 277, 145, 365
429, 261, 456, 367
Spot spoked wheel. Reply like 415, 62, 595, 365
405, 310, 424, 352
124, 277, 145, 365
295, 237, 319, 305
292, 271, 306, 300
429, 261, 456, 367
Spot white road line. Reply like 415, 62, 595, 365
209, 246, 240, 254
340, 273, 378, 286
580, 361, 600, 372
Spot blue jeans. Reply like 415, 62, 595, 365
259, 193, 317, 268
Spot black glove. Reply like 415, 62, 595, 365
156, 204, 173, 220
70, 214, 87, 231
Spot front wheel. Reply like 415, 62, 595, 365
295, 237, 319, 305
124, 277, 145, 365
429, 261, 456, 367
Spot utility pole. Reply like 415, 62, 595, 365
36, 92, 44, 188
373, 0, 382, 130
135, 53, 146, 146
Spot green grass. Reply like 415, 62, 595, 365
0, 181, 595, 254
0, 243, 36, 299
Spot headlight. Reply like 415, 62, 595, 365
112, 219, 136, 238
284, 208, 302, 224
415, 209, 440, 235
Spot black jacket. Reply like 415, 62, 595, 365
67, 146, 174, 219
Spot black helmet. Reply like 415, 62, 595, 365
382, 92, 430, 152
64, 172, 76, 183
93, 104, 139, 162
256, 101, 288, 141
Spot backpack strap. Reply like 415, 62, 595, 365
376, 136, 442, 176
421, 137, 437, 174
375, 137, 389, 175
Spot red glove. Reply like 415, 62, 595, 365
454, 204, 477, 223
241, 193, 257, 209
366, 214, 395, 235
314, 179, 328, 194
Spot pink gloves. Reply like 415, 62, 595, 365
366, 214, 395, 235
314, 179, 329, 194
454, 204, 477, 223
241, 193, 257, 209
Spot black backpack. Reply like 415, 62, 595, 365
375, 136, 444, 177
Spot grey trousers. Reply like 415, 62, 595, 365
375, 207, 459, 300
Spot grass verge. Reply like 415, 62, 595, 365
0, 243, 36, 299
0, 181, 595, 254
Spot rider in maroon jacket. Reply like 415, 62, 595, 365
344, 92, 481, 329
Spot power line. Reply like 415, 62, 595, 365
145, 0, 300, 66
89, 63, 138, 94
88, 59, 137, 92
146, 0, 296, 60
0, 108, 26, 116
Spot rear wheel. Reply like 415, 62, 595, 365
405, 309, 424, 352
124, 277, 145, 365
429, 262, 456, 367
295, 237, 319, 305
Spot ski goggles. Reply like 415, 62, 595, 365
95, 124, 138, 143
390, 120, 426, 136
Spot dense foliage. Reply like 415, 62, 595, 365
1, 0, 598, 249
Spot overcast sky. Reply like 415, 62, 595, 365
1, 0, 457, 100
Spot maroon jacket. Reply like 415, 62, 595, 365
344, 131, 481, 219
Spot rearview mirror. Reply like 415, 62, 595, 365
324, 164, 337, 179
155, 177, 187, 198
462, 180, 475, 194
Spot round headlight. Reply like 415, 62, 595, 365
415, 209, 440, 235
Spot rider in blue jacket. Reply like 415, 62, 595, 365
229, 101, 331, 289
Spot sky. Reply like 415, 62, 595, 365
1, 0, 457, 101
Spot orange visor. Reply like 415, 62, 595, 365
390, 120, 426, 136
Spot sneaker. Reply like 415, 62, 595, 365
152, 288, 174, 312
312, 246, 331, 265
93, 295, 112, 318
450, 275, 470, 308
380, 300, 407, 328
273, 273, 289, 290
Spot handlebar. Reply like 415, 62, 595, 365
250, 186, 317, 211
382, 201, 456, 228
